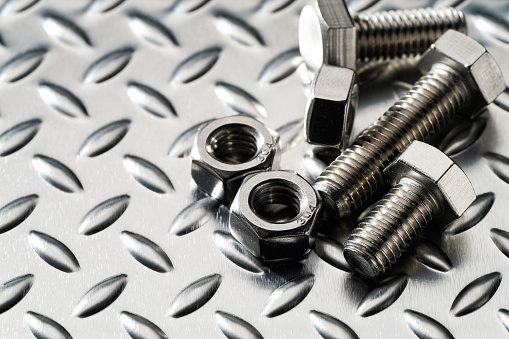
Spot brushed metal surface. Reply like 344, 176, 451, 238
0, 0, 508, 338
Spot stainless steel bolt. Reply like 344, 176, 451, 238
299, 0, 467, 73
343, 141, 476, 278
313, 30, 504, 219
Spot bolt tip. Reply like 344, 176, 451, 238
344, 246, 380, 278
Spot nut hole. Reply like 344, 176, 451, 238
207, 124, 261, 164
249, 180, 303, 223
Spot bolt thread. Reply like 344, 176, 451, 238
354, 7, 467, 62
343, 177, 440, 277
314, 63, 469, 218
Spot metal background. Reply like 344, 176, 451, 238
0, 0, 508, 338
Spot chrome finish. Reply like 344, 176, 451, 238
191, 115, 280, 203
344, 141, 475, 278
229, 170, 322, 261
314, 31, 504, 219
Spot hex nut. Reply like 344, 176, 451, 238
229, 170, 323, 262
191, 115, 280, 203
418, 29, 505, 117
299, 0, 356, 75
384, 141, 476, 225
304, 65, 357, 149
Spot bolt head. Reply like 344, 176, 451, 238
298, 0, 356, 76
384, 141, 476, 225
418, 30, 505, 117
304, 65, 357, 150
229, 170, 322, 262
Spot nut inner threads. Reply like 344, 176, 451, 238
249, 180, 303, 224
207, 124, 261, 164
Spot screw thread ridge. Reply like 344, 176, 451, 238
314, 63, 469, 218
344, 177, 440, 276
354, 7, 467, 61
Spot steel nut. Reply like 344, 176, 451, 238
229, 170, 323, 262
418, 29, 505, 117
191, 115, 280, 203
384, 141, 476, 225
305, 65, 357, 150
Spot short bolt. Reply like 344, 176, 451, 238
313, 30, 504, 219
343, 141, 476, 278
299, 0, 467, 72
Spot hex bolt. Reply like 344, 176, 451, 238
313, 30, 504, 219
343, 141, 476, 278
299, 0, 467, 72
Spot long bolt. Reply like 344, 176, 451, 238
355, 7, 466, 62
344, 177, 440, 277
299, 1, 467, 71
314, 62, 468, 218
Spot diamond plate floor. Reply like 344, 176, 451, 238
0, 0, 508, 338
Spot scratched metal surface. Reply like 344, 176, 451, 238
0, 0, 508, 338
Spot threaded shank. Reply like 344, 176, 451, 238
314, 64, 469, 218
354, 7, 467, 62
343, 177, 440, 277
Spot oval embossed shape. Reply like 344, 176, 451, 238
43, 13, 91, 47
79, 119, 130, 157
439, 117, 487, 156
0, 274, 34, 314
313, 234, 350, 272
259, 48, 302, 84
498, 309, 509, 332
121, 231, 173, 273
214, 11, 265, 46
33, 155, 83, 193
276, 118, 304, 153
491, 229, 509, 258
0, 0, 40, 13
167, 119, 213, 158
309, 311, 358, 339
123, 155, 174, 194
404, 310, 454, 339
486, 153, 509, 185
72, 274, 127, 318
39, 81, 88, 118
472, 8, 509, 44
262, 274, 315, 318
0, 195, 38, 234
169, 197, 218, 236
445, 193, 494, 235
215, 82, 267, 117
167, 274, 221, 318
0, 47, 47, 83
450, 272, 501, 317
412, 239, 452, 272
120, 311, 168, 339
213, 231, 265, 274
127, 82, 176, 118
78, 195, 129, 236
83, 47, 134, 83
357, 274, 408, 317
25, 311, 72, 339
128, 12, 178, 47
86, 0, 125, 12
29, 231, 80, 273
0, 119, 41, 156
170, 0, 211, 12
171, 47, 221, 84
215, 311, 263, 339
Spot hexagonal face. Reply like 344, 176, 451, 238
191, 115, 279, 203
299, 0, 356, 76
384, 141, 475, 222
418, 30, 504, 116
304, 65, 357, 149
229, 171, 322, 262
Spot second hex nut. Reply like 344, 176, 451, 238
191, 115, 280, 203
